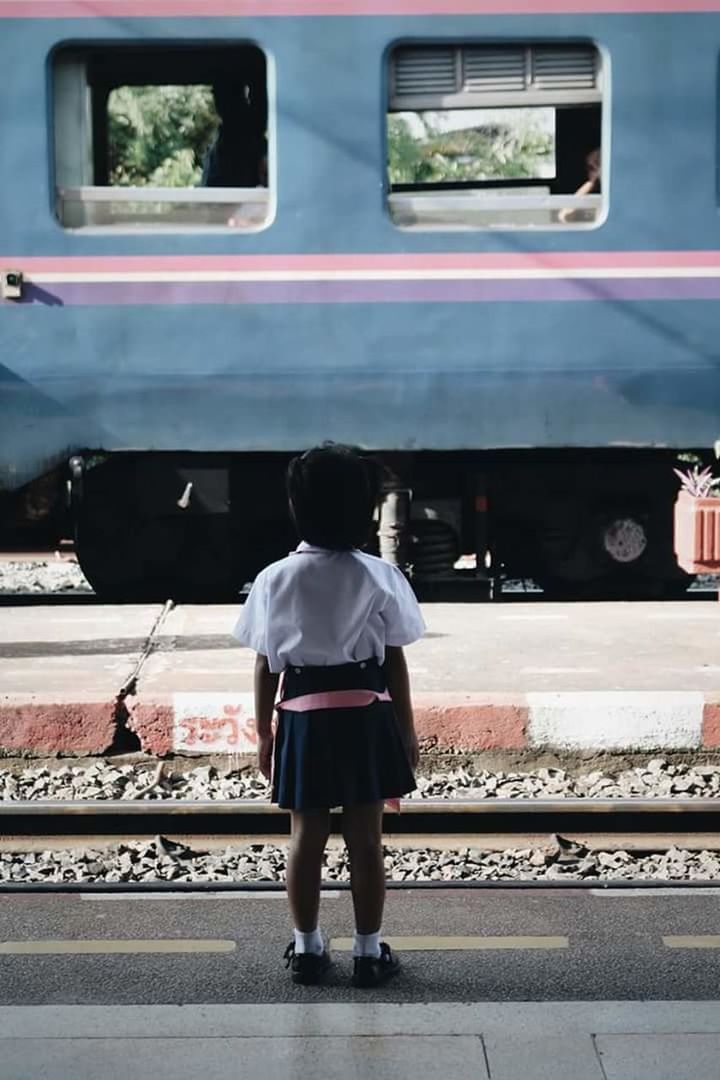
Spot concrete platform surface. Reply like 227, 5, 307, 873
1, 600, 719, 755
4, 885, 720, 1076
3, 1002, 720, 1080
5, 883, 720, 1004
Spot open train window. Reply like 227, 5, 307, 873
53, 44, 270, 231
387, 43, 604, 230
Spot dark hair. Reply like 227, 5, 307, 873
286, 443, 383, 551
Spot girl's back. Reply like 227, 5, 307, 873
235, 541, 424, 672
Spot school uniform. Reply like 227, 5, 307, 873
233, 541, 425, 810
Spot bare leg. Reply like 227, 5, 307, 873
342, 801, 386, 934
287, 809, 331, 932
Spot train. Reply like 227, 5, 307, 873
1, 0, 719, 599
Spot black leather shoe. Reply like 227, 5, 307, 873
283, 942, 331, 985
351, 942, 400, 988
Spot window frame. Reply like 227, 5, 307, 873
51, 42, 274, 235
385, 40, 608, 233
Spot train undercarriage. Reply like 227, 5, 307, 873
2, 448, 693, 601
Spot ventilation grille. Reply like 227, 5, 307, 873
391, 44, 599, 106
463, 47, 526, 93
532, 47, 597, 90
393, 47, 457, 97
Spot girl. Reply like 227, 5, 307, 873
233, 443, 424, 988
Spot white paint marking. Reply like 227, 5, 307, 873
498, 614, 569, 622
29, 266, 720, 284
522, 667, 599, 675
80, 891, 340, 901
173, 692, 256, 753
527, 691, 704, 751
591, 888, 720, 897
647, 612, 720, 620
659, 667, 720, 675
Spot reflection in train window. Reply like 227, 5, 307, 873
53, 45, 270, 232
387, 43, 605, 230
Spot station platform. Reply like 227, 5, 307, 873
1, 600, 719, 757
2, 886, 720, 1078
5, 1000, 720, 1079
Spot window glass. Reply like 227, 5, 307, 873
107, 85, 219, 188
53, 46, 270, 232
389, 107, 556, 184
387, 44, 604, 230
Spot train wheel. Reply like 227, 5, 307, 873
76, 517, 245, 601
70, 456, 275, 601
536, 499, 692, 600
74, 505, 152, 602
74, 487, 242, 601
77, 512, 253, 601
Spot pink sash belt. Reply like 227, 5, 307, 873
276, 687, 400, 812
277, 689, 392, 712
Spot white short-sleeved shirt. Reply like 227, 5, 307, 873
232, 542, 425, 673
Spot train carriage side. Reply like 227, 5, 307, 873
0, 2, 719, 597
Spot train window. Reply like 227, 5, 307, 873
387, 43, 604, 230
53, 45, 270, 231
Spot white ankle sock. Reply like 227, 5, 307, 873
353, 930, 381, 958
294, 927, 324, 955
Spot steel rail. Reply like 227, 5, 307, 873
3, 797, 720, 843
2, 797, 720, 817
0, 593, 99, 606
3, 879, 720, 894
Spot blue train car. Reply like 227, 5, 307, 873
1, 0, 719, 598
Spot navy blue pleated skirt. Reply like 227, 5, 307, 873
272, 659, 416, 811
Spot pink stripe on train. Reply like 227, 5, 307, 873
2, 0, 720, 16
6, 251, 720, 274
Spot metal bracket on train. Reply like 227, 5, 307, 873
1, 269, 23, 301
378, 487, 412, 573
67, 455, 85, 510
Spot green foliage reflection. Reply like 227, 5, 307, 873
108, 85, 219, 187
388, 111, 554, 185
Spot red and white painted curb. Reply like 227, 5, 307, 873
2, 691, 719, 756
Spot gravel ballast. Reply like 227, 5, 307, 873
3, 757, 720, 802
0, 558, 92, 594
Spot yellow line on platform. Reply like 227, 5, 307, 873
0, 939, 236, 955
331, 935, 568, 951
663, 936, 720, 949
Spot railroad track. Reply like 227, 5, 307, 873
3, 796, 720, 842
2, 590, 719, 609
1, 551, 717, 605
4, 797, 720, 892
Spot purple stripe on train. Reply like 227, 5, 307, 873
13, 276, 720, 307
